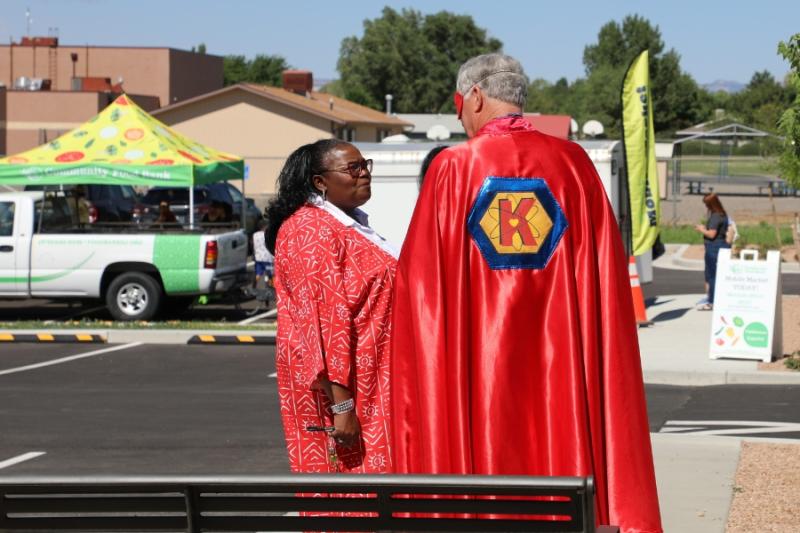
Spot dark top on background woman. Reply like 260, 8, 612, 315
695, 192, 730, 307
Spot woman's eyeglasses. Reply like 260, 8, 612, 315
323, 158, 373, 178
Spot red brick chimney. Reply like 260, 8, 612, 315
282, 70, 313, 96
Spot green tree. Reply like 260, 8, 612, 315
337, 7, 501, 113
223, 55, 250, 86
728, 70, 794, 131
777, 33, 800, 186
223, 54, 289, 87
249, 55, 290, 86
583, 15, 664, 74
319, 79, 345, 97
580, 14, 705, 137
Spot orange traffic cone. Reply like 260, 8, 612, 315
629, 256, 651, 326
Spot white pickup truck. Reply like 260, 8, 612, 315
0, 191, 249, 321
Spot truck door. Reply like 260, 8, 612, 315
0, 200, 24, 295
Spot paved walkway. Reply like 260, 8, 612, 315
645, 245, 800, 531
3, 243, 798, 531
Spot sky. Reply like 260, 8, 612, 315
1, 0, 797, 86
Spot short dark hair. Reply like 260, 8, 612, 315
418, 146, 448, 189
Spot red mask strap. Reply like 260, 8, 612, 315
454, 91, 464, 119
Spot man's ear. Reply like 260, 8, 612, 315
472, 86, 485, 113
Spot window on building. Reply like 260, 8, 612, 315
376, 129, 390, 142
337, 127, 356, 142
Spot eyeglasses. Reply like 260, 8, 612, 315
323, 158, 373, 178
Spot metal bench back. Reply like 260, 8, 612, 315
0, 474, 606, 532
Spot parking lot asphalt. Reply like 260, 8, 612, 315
3, 342, 799, 477
0, 343, 286, 475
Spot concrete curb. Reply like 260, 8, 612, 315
0, 332, 106, 343
643, 369, 800, 386
662, 243, 800, 273
0, 329, 276, 345
188, 334, 275, 345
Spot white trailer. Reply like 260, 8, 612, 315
357, 139, 653, 283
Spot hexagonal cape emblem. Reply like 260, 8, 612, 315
467, 177, 568, 270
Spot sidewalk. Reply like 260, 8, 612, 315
645, 244, 800, 532
640, 292, 799, 532
641, 243, 800, 386
651, 434, 743, 533
665, 243, 800, 274
637, 293, 800, 386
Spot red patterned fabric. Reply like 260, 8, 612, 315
274, 204, 396, 473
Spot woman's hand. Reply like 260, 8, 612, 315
331, 411, 361, 448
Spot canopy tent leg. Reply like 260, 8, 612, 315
241, 174, 246, 232
189, 186, 195, 229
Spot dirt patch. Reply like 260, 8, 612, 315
725, 441, 800, 532
757, 296, 800, 370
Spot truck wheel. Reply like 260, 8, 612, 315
106, 272, 162, 321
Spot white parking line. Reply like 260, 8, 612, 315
0, 342, 143, 377
662, 420, 800, 437
238, 308, 277, 326
0, 451, 46, 470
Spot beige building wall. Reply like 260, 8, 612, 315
156, 90, 336, 198
5, 91, 104, 154
2, 91, 160, 155
0, 87, 6, 154
354, 125, 378, 143
0, 45, 222, 107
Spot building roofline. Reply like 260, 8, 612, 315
153, 83, 410, 128
0, 43, 222, 58
151, 84, 346, 125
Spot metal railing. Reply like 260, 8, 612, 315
0, 474, 618, 532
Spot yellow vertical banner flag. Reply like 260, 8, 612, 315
621, 50, 660, 256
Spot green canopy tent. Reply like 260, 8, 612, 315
0, 94, 245, 227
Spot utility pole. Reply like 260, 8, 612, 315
25, 7, 32, 36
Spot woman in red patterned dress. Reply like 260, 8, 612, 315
265, 139, 398, 474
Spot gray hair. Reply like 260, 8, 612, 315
456, 53, 528, 108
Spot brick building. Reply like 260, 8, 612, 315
0, 37, 223, 155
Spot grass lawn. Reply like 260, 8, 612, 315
678, 157, 778, 178
660, 223, 794, 247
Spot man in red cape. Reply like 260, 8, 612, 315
390, 53, 662, 533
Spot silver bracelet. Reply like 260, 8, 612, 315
331, 398, 354, 414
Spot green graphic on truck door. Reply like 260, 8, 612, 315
153, 235, 201, 293
0, 253, 94, 283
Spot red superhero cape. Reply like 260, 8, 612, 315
390, 115, 662, 533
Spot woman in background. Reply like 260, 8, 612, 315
695, 192, 731, 310
265, 139, 397, 474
